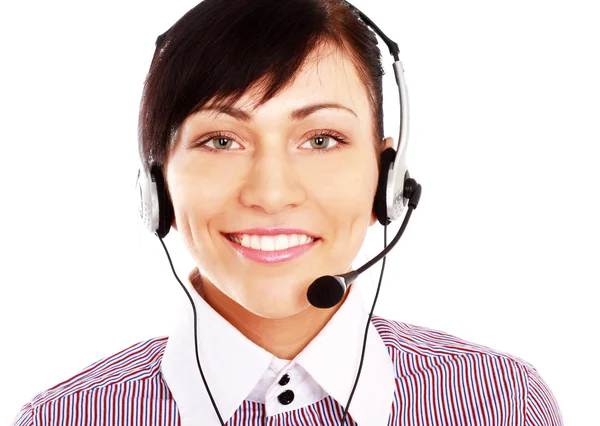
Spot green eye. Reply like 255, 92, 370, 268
309, 136, 334, 149
212, 137, 234, 149
195, 132, 242, 152
301, 130, 349, 153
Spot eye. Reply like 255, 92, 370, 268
195, 131, 243, 152
299, 130, 349, 153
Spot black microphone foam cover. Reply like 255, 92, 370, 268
307, 275, 346, 309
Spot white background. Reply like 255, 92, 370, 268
1, 0, 598, 424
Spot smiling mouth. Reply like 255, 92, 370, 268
224, 233, 320, 252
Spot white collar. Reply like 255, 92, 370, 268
161, 267, 395, 426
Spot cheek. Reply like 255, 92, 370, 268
311, 156, 378, 212
168, 165, 234, 233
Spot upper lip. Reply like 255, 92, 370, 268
224, 228, 320, 239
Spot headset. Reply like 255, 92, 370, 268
136, 1, 422, 425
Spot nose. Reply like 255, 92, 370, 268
239, 148, 306, 215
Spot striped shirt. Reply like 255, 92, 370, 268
12, 268, 562, 426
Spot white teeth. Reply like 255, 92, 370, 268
250, 235, 261, 250
229, 233, 316, 251
260, 236, 275, 251
274, 235, 289, 251
289, 234, 299, 247
242, 234, 250, 248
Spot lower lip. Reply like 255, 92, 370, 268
224, 234, 320, 264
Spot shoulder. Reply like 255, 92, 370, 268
372, 315, 563, 425
370, 314, 532, 383
371, 314, 521, 360
11, 337, 171, 426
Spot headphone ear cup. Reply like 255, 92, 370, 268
150, 164, 174, 238
373, 147, 397, 226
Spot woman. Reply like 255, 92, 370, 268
11, 0, 562, 425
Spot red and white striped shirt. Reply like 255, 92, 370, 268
12, 268, 562, 425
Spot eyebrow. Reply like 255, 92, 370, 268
199, 102, 357, 122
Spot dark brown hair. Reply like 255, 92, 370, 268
138, 0, 385, 173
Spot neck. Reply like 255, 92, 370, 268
191, 269, 348, 360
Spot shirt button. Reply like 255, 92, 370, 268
278, 374, 290, 386
277, 389, 295, 405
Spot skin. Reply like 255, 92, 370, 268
165, 42, 394, 360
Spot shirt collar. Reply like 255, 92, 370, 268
161, 267, 395, 426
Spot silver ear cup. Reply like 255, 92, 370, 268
136, 168, 160, 234
385, 155, 409, 220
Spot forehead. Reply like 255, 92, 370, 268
216, 43, 369, 117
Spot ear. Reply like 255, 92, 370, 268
382, 136, 395, 151
370, 136, 395, 226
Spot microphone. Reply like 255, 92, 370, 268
307, 178, 422, 308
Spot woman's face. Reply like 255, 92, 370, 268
165, 43, 393, 318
